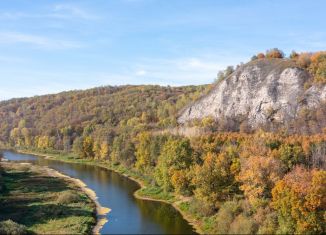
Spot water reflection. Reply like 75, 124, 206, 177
3, 151, 196, 234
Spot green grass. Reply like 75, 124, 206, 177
137, 185, 175, 202
0, 162, 96, 234
179, 201, 191, 212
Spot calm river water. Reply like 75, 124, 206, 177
3, 151, 196, 234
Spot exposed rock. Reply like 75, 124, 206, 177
178, 58, 326, 131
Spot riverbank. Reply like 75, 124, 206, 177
43, 165, 111, 234
14, 148, 204, 234
0, 161, 98, 234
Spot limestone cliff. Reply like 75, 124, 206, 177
178, 58, 326, 132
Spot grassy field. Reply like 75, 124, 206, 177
0, 162, 96, 234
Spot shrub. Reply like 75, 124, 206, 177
229, 214, 257, 234
257, 212, 278, 234
290, 50, 299, 59
266, 48, 285, 59
214, 200, 242, 234
57, 191, 81, 204
297, 53, 312, 68
0, 220, 28, 235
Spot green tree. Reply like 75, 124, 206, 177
135, 132, 152, 172
82, 136, 94, 158
99, 141, 109, 160
155, 137, 193, 192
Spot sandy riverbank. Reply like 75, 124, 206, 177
44, 166, 111, 234
2, 155, 110, 235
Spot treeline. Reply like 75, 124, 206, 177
251, 49, 326, 83
217, 49, 326, 84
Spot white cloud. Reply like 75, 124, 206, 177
0, 32, 83, 49
126, 56, 240, 84
0, 4, 98, 20
135, 69, 147, 76
52, 4, 98, 20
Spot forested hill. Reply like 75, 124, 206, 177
0, 85, 209, 148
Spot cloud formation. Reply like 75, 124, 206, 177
0, 32, 83, 49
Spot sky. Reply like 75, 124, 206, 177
0, 0, 325, 100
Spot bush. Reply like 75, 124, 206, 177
266, 48, 285, 59
57, 191, 81, 204
0, 220, 28, 235
257, 212, 278, 234
229, 214, 257, 234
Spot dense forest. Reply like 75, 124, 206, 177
1, 49, 325, 234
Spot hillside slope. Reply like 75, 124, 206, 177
178, 58, 326, 133
0, 85, 208, 147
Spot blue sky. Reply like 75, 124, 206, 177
0, 0, 325, 100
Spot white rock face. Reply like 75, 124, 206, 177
178, 59, 326, 129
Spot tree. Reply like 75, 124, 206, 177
277, 144, 306, 171
251, 55, 258, 61
72, 137, 83, 157
171, 169, 192, 195
297, 53, 312, 68
192, 151, 238, 215
155, 137, 193, 192
82, 136, 94, 158
257, 53, 265, 59
290, 50, 299, 59
309, 51, 326, 82
266, 48, 285, 59
272, 166, 326, 234
99, 141, 109, 160
225, 66, 235, 77
135, 132, 152, 172
10, 128, 22, 146
21, 128, 32, 146
238, 156, 284, 205
93, 141, 101, 159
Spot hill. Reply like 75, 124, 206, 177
0, 85, 209, 149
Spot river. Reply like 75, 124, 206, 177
3, 151, 196, 234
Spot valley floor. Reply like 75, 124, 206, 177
0, 161, 97, 234
14, 148, 205, 234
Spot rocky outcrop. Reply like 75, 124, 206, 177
178, 58, 326, 131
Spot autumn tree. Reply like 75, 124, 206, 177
135, 131, 152, 172
272, 166, 326, 234
309, 51, 326, 82
238, 156, 284, 205
93, 141, 101, 159
155, 137, 193, 193
99, 141, 109, 160
257, 53, 265, 59
82, 136, 94, 158
297, 52, 312, 68
192, 150, 239, 215
277, 144, 306, 171
265, 48, 285, 59
290, 50, 299, 59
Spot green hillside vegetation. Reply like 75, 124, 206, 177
0, 49, 325, 234
0, 162, 96, 234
